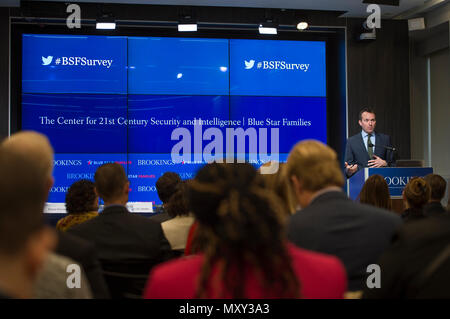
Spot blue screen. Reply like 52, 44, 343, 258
22, 93, 127, 153
128, 37, 229, 95
21, 34, 327, 210
127, 95, 228, 153
230, 39, 326, 96
22, 34, 127, 94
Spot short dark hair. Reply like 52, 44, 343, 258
359, 107, 376, 121
65, 180, 98, 214
424, 174, 447, 201
94, 163, 128, 202
0, 150, 46, 255
156, 172, 181, 204
165, 181, 190, 218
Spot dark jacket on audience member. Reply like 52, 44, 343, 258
423, 201, 447, 217
149, 206, 173, 224
68, 205, 173, 266
56, 231, 110, 299
364, 215, 450, 298
401, 207, 426, 222
287, 191, 402, 291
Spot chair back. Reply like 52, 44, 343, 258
100, 259, 156, 299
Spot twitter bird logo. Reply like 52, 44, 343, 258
244, 60, 255, 69
42, 56, 53, 66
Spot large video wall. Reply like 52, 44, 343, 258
21, 34, 326, 212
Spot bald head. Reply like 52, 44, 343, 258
1, 131, 54, 181
0, 131, 54, 255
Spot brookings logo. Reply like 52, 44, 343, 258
244, 59, 310, 72
41, 56, 114, 68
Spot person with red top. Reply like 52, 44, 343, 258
144, 162, 347, 299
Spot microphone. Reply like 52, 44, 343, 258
369, 139, 396, 152
375, 144, 397, 152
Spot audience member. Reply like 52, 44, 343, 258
363, 214, 450, 298
358, 174, 392, 210
286, 140, 401, 291
0, 132, 56, 298
151, 172, 182, 223
260, 162, 297, 221
2, 131, 107, 299
423, 174, 447, 217
144, 163, 347, 299
34, 253, 92, 299
55, 231, 110, 298
161, 181, 195, 254
56, 179, 99, 231
401, 177, 431, 222
68, 163, 173, 265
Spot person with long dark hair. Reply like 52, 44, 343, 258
144, 162, 347, 299
358, 174, 392, 210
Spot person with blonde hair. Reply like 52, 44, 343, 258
259, 162, 297, 221
286, 140, 401, 291
0, 132, 56, 298
401, 177, 431, 222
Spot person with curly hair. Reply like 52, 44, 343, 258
144, 162, 347, 299
56, 180, 99, 232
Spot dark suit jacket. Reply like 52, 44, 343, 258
287, 191, 402, 291
364, 215, 450, 298
345, 131, 394, 177
68, 205, 173, 266
56, 231, 110, 299
423, 201, 447, 217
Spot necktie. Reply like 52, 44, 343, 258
367, 134, 373, 158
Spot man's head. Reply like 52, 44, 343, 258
358, 107, 376, 135
0, 131, 56, 298
94, 163, 129, 204
1, 131, 54, 194
155, 172, 181, 205
286, 140, 344, 208
424, 174, 447, 203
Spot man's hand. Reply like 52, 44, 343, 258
368, 155, 387, 168
345, 162, 358, 175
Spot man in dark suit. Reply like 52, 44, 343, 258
69, 163, 173, 266
345, 107, 395, 178
286, 140, 402, 291
423, 174, 448, 217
